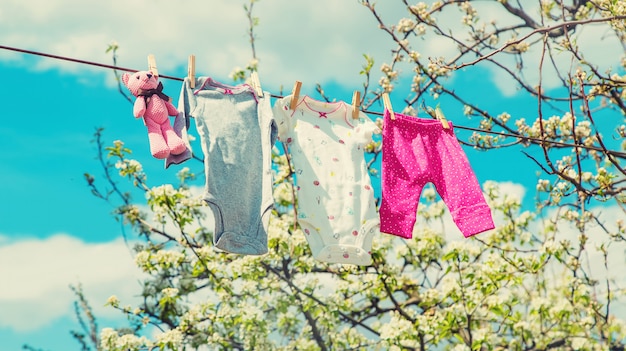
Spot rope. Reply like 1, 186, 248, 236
1, 44, 625, 159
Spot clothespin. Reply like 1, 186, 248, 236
188, 55, 196, 89
289, 81, 302, 110
250, 71, 263, 97
435, 106, 450, 129
382, 93, 395, 120
351, 91, 361, 119
147, 54, 158, 77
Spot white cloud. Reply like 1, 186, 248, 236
1, 1, 622, 101
0, 234, 144, 331
0, 0, 406, 93
0, 185, 215, 332
491, 180, 526, 204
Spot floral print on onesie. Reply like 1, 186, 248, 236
273, 95, 381, 265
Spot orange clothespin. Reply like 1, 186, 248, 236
188, 55, 196, 89
435, 106, 450, 129
289, 81, 302, 110
351, 91, 361, 119
147, 54, 158, 77
382, 93, 395, 120
250, 71, 263, 97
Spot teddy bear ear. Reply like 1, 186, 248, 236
121, 73, 130, 87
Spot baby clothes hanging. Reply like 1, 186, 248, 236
379, 109, 494, 239
273, 95, 380, 266
179, 76, 277, 255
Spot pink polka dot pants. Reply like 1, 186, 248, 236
379, 110, 495, 239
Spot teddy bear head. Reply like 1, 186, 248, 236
122, 71, 160, 97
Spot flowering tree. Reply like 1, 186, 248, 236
87, 1, 626, 350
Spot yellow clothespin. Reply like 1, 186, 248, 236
289, 81, 302, 110
188, 55, 196, 89
435, 106, 450, 129
147, 54, 158, 77
250, 71, 263, 97
351, 91, 361, 119
382, 92, 395, 120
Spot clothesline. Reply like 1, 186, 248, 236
1, 44, 625, 159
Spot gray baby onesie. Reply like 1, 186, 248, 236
179, 77, 277, 255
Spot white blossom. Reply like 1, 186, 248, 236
415, 24, 426, 35
100, 327, 118, 348
156, 328, 184, 348
161, 287, 179, 298
147, 184, 177, 199
379, 311, 413, 340
489, 34, 499, 46
497, 112, 511, 123
116, 334, 148, 350
106, 295, 120, 307
540, 239, 559, 254
273, 181, 294, 204
134, 251, 151, 270
515, 41, 530, 52
397, 18, 416, 33
463, 105, 473, 116
451, 343, 471, 351
570, 337, 588, 350
409, 2, 430, 19
575, 121, 592, 138
563, 168, 577, 179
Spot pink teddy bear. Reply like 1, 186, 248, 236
122, 71, 187, 159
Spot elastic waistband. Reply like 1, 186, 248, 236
384, 109, 454, 129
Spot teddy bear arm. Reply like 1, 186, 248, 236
133, 98, 147, 118
165, 100, 178, 116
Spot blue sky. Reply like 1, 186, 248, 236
0, 1, 624, 350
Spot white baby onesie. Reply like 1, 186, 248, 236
273, 95, 381, 265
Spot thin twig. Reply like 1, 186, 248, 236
449, 16, 626, 70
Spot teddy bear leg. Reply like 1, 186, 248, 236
161, 122, 187, 155
145, 118, 171, 159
